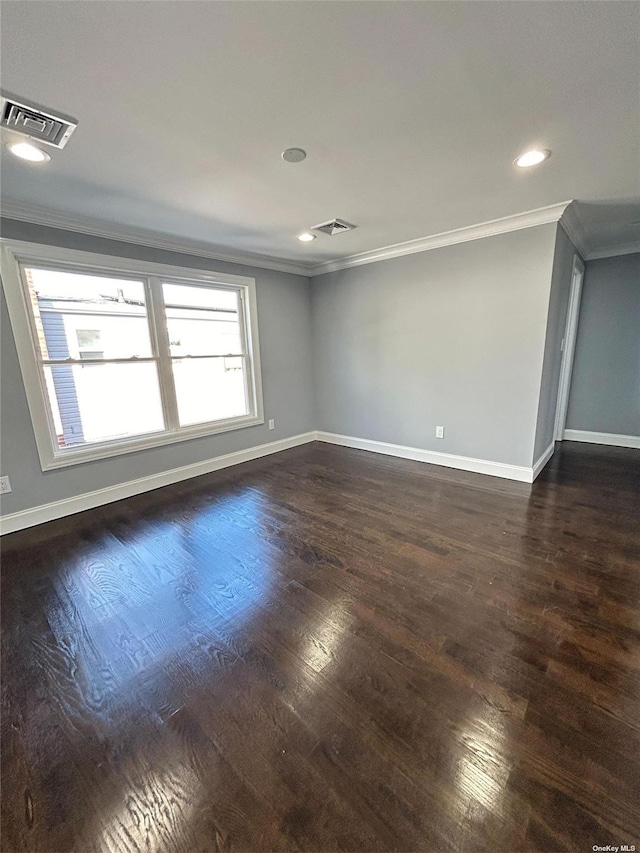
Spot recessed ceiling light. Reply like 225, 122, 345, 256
297, 232, 316, 242
515, 149, 551, 168
282, 148, 307, 163
6, 141, 51, 162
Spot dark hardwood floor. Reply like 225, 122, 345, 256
1, 440, 639, 853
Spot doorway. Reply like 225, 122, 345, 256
554, 254, 585, 441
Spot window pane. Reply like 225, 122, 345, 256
25, 267, 152, 360
76, 329, 101, 347
162, 282, 242, 356
44, 362, 164, 447
172, 357, 248, 427
162, 283, 238, 311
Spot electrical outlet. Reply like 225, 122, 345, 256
0, 475, 12, 494
435, 426, 445, 439
268, 419, 275, 430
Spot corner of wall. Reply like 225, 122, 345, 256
530, 223, 579, 466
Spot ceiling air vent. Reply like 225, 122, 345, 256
1, 92, 77, 149
312, 218, 357, 236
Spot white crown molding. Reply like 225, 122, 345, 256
5, 197, 634, 277
558, 205, 640, 261
0, 199, 313, 278
585, 241, 640, 261
308, 201, 574, 276
558, 203, 590, 259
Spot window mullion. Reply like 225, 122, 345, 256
147, 276, 180, 431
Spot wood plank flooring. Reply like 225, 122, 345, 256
1, 440, 639, 852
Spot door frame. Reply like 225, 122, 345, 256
554, 254, 585, 441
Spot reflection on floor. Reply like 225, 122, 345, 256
2, 440, 639, 852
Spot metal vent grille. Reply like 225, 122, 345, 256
1, 92, 77, 148
312, 218, 357, 236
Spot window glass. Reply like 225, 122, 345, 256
162, 282, 242, 356
44, 362, 164, 447
172, 356, 248, 427
26, 267, 152, 360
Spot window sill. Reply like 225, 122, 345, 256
41, 413, 265, 471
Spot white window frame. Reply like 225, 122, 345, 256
1, 239, 264, 471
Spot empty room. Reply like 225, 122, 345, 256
1, 1, 639, 851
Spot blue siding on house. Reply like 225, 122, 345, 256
40, 302, 85, 445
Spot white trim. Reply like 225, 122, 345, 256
563, 430, 640, 449
558, 204, 589, 260
308, 202, 573, 276
586, 242, 640, 261
0, 239, 265, 470
555, 204, 639, 262
0, 431, 316, 535
36, 414, 266, 470
532, 442, 556, 481
554, 254, 585, 441
315, 431, 535, 483
1, 199, 312, 277
4, 199, 638, 278
1, 238, 258, 285
6, 198, 637, 278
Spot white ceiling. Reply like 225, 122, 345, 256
1, 1, 639, 268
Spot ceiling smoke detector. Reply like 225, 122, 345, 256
281, 147, 307, 163
312, 218, 357, 236
1, 91, 78, 149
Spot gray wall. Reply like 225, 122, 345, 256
312, 223, 557, 468
0, 219, 314, 514
7, 216, 627, 520
566, 252, 640, 436
532, 226, 579, 460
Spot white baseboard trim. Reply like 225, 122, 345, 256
0, 430, 571, 535
315, 431, 535, 483
532, 442, 556, 481
563, 429, 640, 449
0, 431, 316, 535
